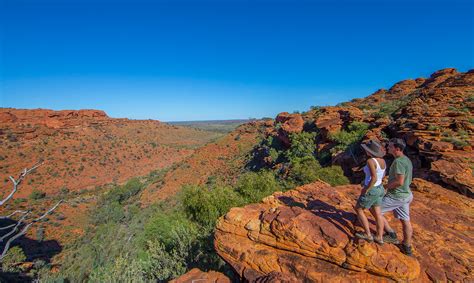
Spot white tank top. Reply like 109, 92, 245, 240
363, 158, 385, 186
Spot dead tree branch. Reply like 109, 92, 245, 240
0, 200, 63, 259
0, 161, 43, 206
0, 161, 63, 261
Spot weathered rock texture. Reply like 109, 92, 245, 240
215, 181, 474, 282
0, 108, 221, 198
259, 68, 474, 197
351, 69, 474, 196
170, 268, 230, 283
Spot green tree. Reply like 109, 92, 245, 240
329, 121, 369, 153
180, 185, 242, 229
235, 170, 280, 203
285, 132, 316, 161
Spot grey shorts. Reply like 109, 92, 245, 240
381, 194, 413, 221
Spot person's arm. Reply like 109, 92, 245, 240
386, 159, 405, 191
386, 174, 404, 190
363, 159, 377, 195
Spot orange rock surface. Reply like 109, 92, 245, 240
0, 108, 221, 198
215, 181, 474, 282
170, 268, 230, 283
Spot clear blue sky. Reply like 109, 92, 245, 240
1, 0, 473, 121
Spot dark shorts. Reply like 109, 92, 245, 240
357, 185, 385, 209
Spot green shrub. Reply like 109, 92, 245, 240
314, 166, 349, 186
442, 137, 469, 148
91, 201, 125, 224
372, 97, 412, 118
287, 156, 322, 186
329, 121, 369, 153
235, 170, 280, 203
89, 240, 187, 282
29, 189, 46, 200
103, 178, 143, 204
427, 124, 440, 131
1, 246, 26, 272
142, 212, 199, 251
285, 132, 316, 161
287, 156, 349, 187
181, 185, 242, 229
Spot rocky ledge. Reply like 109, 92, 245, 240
215, 180, 473, 282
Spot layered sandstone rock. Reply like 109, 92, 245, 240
387, 70, 474, 196
312, 107, 364, 142
215, 181, 474, 282
170, 268, 230, 283
275, 112, 304, 147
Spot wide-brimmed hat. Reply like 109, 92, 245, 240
361, 140, 385, 157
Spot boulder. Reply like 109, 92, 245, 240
169, 268, 230, 283
275, 112, 304, 147
215, 181, 474, 282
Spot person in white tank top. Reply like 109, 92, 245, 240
354, 140, 386, 244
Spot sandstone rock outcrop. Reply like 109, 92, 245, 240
259, 69, 473, 197
215, 181, 474, 282
170, 268, 230, 283
275, 112, 304, 147
311, 107, 364, 142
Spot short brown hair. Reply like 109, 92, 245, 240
389, 138, 406, 151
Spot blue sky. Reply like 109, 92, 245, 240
1, 0, 473, 121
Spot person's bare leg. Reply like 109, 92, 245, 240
370, 206, 384, 240
356, 206, 371, 236
382, 214, 395, 233
401, 219, 413, 246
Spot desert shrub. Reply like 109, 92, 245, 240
427, 124, 440, 131
287, 156, 322, 186
442, 137, 469, 148
103, 178, 143, 204
180, 185, 242, 229
12, 198, 26, 205
88, 241, 186, 282
284, 132, 316, 161
372, 97, 412, 118
314, 166, 350, 186
259, 136, 285, 164
141, 212, 199, 251
287, 156, 349, 187
91, 201, 125, 224
29, 189, 46, 200
234, 170, 280, 203
1, 246, 26, 272
329, 121, 369, 153
60, 187, 70, 195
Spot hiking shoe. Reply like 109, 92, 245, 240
383, 231, 400, 244
374, 237, 384, 246
401, 244, 413, 257
355, 232, 374, 242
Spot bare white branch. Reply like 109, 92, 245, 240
0, 161, 44, 206
0, 212, 30, 242
0, 200, 63, 260
0, 210, 29, 220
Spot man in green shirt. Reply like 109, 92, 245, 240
381, 138, 414, 256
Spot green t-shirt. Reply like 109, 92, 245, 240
387, 155, 413, 199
